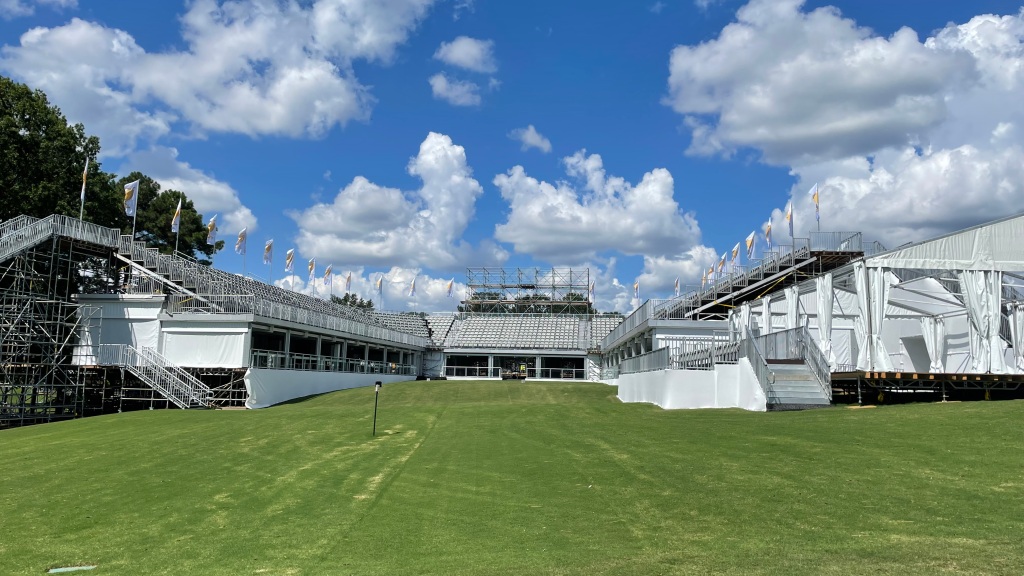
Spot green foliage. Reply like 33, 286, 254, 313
0, 75, 120, 226
116, 172, 222, 264
331, 292, 375, 310
1, 384, 1023, 574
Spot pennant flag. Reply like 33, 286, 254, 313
307, 258, 316, 282
701, 269, 707, 289
408, 276, 417, 297
707, 265, 715, 283
674, 277, 680, 297
745, 230, 756, 259
170, 198, 182, 234
345, 271, 352, 291
717, 253, 727, 277
785, 200, 794, 238
588, 281, 595, 303
284, 249, 295, 273
731, 242, 741, 266
206, 215, 218, 245
808, 183, 819, 222
633, 280, 639, 300
80, 157, 89, 205
235, 227, 247, 255
323, 264, 333, 286
263, 239, 273, 265
447, 278, 455, 298
765, 220, 773, 250
123, 180, 139, 217
375, 275, 383, 294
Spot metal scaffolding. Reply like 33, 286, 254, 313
464, 267, 592, 315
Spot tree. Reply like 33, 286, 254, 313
330, 293, 375, 310
0, 75, 121, 226
116, 172, 222, 264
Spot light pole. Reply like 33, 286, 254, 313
372, 381, 382, 436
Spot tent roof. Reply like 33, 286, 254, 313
866, 212, 1024, 272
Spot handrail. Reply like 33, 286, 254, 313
797, 327, 832, 401
739, 328, 775, 402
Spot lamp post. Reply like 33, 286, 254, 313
372, 381, 382, 436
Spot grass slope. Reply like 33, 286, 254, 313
1, 381, 1023, 575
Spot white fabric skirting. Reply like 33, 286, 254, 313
245, 369, 409, 409
612, 359, 767, 412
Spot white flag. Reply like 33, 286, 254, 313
80, 157, 89, 205
206, 215, 218, 245
123, 180, 139, 217
285, 249, 295, 273
263, 240, 273, 265
170, 198, 182, 234
235, 227, 247, 255
308, 258, 316, 282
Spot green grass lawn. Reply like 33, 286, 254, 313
2, 381, 1023, 575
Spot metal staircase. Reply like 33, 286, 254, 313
98, 344, 212, 409
750, 327, 832, 410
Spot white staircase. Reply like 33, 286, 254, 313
765, 362, 831, 408
98, 344, 212, 409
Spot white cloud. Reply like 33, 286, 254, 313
272, 266, 463, 312
508, 125, 552, 153
493, 150, 702, 262
125, 146, 257, 235
291, 132, 507, 269
0, 0, 74, 20
428, 72, 481, 106
638, 246, 719, 297
1, 0, 435, 142
650, 2, 665, 14
665, 0, 977, 165
433, 36, 496, 73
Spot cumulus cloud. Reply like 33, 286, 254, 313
291, 132, 507, 269
668, 1, 1024, 249
493, 150, 702, 262
433, 36, 496, 73
274, 266, 465, 312
125, 146, 257, 235
0, 0, 74, 19
508, 125, 552, 153
428, 72, 481, 106
1, 0, 435, 141
665, 0, 976, 165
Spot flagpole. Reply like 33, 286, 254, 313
174, 229, 180, 254
79, 157, 88, 221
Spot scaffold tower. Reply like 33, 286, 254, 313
463, 267, 592, 314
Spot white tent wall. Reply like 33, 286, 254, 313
245, 369, 409, 409
612, 359, 766, 411
160, 320, 250, 368
73, 294, 164, 365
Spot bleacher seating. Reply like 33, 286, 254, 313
424, 314, 457, 346
448, 315, 583, 349
372, 312, 430, 339
589, 316, 624, 348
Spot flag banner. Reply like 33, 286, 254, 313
633, 280, 639, 300
171, 199, 182, 234
717, 253, 727, 277
263, 240, 273, 265
765, 220, 773, 250
235, 227, 247, 255
80, 158, 89, 204
308, 258, 315, 282
345, 272, 352, 291
674, 277, 680, 297
745, 230, 756, 259
324, 264, 333, 286
809, 183, 819, 222
408, 276, 417, 297
123, 180, 139, 216
375, 275, 383, 294
731, 242, 741, 265
707, 265, 714, 283
785, 201, 794, 238
447, 278, 455, 298
206, 215, 218, 245
589, 281, 595, 303
701, 270, 707, 289
285, 249, 295, 273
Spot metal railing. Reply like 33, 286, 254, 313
753, 327, 831, 401
1, 214, 121, 266
250, 349, 416, 375
96, 344, 212, 408
619, 347, 670, 375
739, 328, 775, 402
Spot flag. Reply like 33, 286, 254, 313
745, 230, 756, 259
408, 276, 417, 297
717, 253, 727, 277
206, 215, 218, 245
588, 281, 595, 303
345, 271, 352, 291
170, 198, 182, 234
80, 158, 89, 206
307, 258, 315, 282
235, 227, 247, 255
123, 180, 139, 217
633, 280, 639, 300
263, 240, 273, 265
674, 277, 680, 297
375, 275, 383, 294
285, 249, 295, 273
323, 264, 333, 286
707, 265, 714, 283
785, 200, 794, 238
765, 220, 773, 251
701, 269, 707, 289
808, 183, 819, 222
447, 278, 455, 298
731, 242, 741, 267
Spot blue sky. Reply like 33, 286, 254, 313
3, 0, 1024, 312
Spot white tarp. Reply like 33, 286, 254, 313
815, 273, 836, 368
613, 359, 766, 412
958, 270, 1007, 373
866, 213, 1024, 271
760, 294, 772, 335
739, 303, 752, 339
73, 295, 163, 365
1011, 304, 1024, 373
245, 368, 409, 408
785, 286, 799, 330
920, 316, 947, 372
854, 261, 894, 371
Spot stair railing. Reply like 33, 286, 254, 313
739, 327, 776, 403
